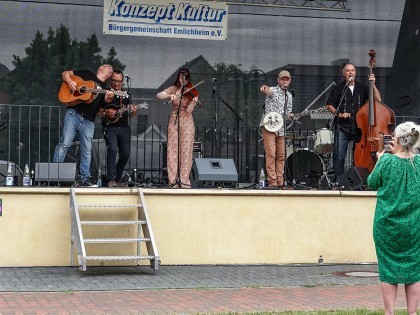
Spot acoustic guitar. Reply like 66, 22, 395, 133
58, 75, 128, 107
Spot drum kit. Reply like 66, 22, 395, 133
285, 128, 334, 189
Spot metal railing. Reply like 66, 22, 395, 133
1, 104, 419, 186
0, 104, 267, 185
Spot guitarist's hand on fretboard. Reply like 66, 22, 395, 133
129, 104, 137, 117
104, 90, 115, 103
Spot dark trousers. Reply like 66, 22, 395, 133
333, 127, 352, 181
104, 126, 131, 182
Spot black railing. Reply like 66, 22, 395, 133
1, 104, 419, 186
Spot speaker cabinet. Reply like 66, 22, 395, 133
337, 167, 369, 191
35, 162, 77, 184
190, 158, 238, 188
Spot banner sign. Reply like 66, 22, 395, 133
103, 0, 228, 40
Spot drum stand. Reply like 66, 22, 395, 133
289, 120, 310, 190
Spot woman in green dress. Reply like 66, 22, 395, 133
368, 121, 420, 315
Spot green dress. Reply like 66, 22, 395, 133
368, 154, 420, 284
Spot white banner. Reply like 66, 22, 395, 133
103, 0, 228, 40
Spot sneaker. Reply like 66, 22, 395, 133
81, 178, 98, 188
108, 180, 117, 187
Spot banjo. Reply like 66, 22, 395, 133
262, 106, 328, 133
261, 112, 284, 133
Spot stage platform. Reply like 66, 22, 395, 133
0, 187, 378, 267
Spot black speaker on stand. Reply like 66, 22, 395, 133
337, 167, 369, 190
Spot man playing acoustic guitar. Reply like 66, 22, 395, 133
54, 64, 115, 187
101, 70, 137, 187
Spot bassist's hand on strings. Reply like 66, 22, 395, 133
368, 73, 376, 84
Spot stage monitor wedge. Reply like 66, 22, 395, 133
35, 162, 77, 185
190, 158, 238, 188
337, 167, 369, 191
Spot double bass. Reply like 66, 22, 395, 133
353, 50, 395, 172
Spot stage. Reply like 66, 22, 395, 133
0, 187, 378, 267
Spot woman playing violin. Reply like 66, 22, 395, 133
156, 68, 198, 188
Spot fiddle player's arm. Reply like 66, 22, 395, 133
156, 90, 177, 102
368, 74, 382, 102
187, 97, 198, 113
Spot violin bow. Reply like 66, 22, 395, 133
164, 80, 205, 104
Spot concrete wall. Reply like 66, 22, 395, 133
0, 188, 377, 267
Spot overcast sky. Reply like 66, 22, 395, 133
0, 0, 405, 88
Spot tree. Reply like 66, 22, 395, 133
0, 24, 125, 105
0, 25, 126, 169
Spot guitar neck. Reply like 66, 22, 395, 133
83, 88, 126, 98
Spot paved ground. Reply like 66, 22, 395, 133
0, 264, 409, 314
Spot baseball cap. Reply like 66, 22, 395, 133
278, 70, 291, 79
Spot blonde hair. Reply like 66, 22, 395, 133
394, 121, 420, 154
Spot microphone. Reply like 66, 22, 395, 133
347, 76, 353, 83
282, 84, 288, 90
125, 74, 130, 79
212, 78, 218, 82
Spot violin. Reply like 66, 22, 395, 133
164, 80, 205, 106
184, 82, 199, 101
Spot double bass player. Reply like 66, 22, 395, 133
326, 63, 381, 181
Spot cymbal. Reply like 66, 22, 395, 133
285, 134, 306, 141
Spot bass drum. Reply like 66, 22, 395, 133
285, 150, 325, 188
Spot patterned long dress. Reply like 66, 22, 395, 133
367, 154, 420, 283
164, 85, 195, 188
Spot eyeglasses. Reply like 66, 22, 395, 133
110, 79, 123, 84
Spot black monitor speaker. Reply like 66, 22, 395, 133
35, 162, 77, 184
190, 158, 238, 188
337, 167, 369, 191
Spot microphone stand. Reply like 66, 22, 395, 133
283, 89, 290, 188
125, 75, 134, 187
212, 79, 219, 157
329, 78, 351, 186
212, 88, 243, 176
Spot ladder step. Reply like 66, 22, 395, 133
86, 255, 156, 261
78, 204, 143, 208
81, 220, 146, 225
84, 237, 150, 243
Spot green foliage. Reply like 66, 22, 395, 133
0, 24, 125, 105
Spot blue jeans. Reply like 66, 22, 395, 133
53, 108, 94, 182
333, 127, 352, 180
